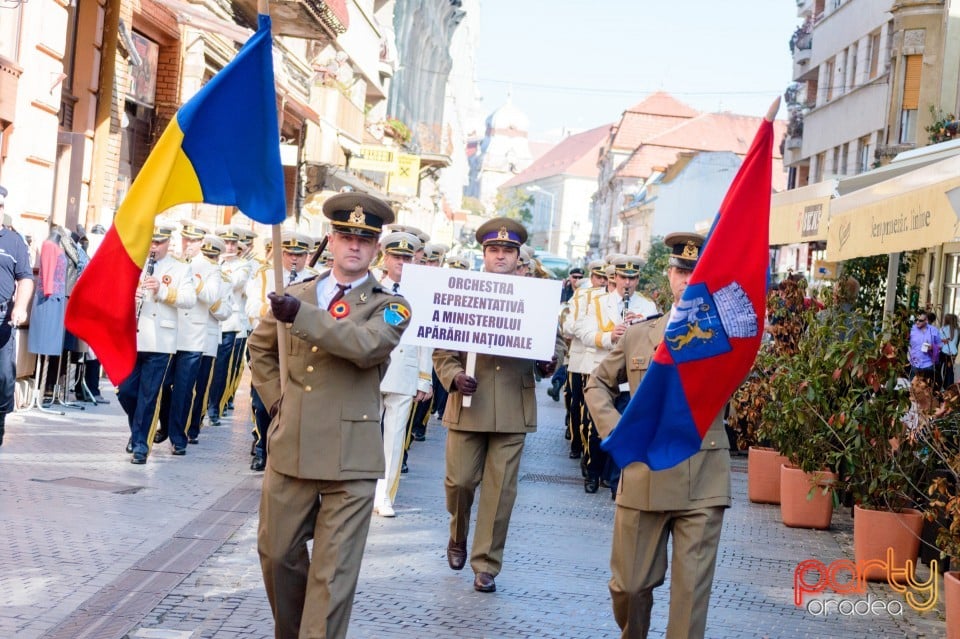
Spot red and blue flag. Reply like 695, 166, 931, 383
66, 15, 286, 385
601, 115, 775, 471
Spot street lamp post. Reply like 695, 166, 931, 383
525, 185, 556, 253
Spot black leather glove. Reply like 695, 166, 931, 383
536, 357, 558, 377
453, 373, 478, 396
269, 292, 301, 323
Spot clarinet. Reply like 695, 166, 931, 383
136, 251, 157, 323
622, 293, 630, 322
287, 265, 297, 287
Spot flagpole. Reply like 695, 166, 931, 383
258, 0, 289, 394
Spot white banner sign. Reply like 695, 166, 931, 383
399, 263, 562, 361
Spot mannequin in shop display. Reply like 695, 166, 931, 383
28, 226, 67, 359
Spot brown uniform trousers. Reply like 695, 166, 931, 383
584, 314, 731, 639
249, 274, 408, 639
434, 333, 564, 577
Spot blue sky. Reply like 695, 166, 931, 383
477, 0, 801, 139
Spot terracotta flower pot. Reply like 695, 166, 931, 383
946, 571, 960, 639
853, 505, 923, 582
779, 465, 835, 529
748, 446, 789, 504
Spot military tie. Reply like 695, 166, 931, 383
287, 267, 297, 287
392, 282, 399, 294
327, 283, 350, 310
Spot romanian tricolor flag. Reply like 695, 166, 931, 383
65, 15, 286, 385
601, 111, 775, 471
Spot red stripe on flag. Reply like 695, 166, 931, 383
64, 227, 142, 385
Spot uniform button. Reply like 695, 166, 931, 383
362, 414, 368, 419
304, 385, 312, 392
495, 365, 500, 371
306, 365, 314, 372
709, 441, 715, 447
311, 346, 318, 352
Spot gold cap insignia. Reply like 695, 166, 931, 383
349, 205, 365, 225
399, 238, 409, 250
497, 226, 509, 240
681, 241, 699, 259
625, 262, 638, 271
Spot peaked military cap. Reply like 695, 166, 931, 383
236, 227, 257, 242
476, 217, 527, 248
153, 219, 177, 242
588, 259, 607, 277
180, 220, 209, 240
201, 234, 225, 257
445, 256, 470, 270
423, 242, 447, 262
381, 231, 421, 256
324, 192, 394, 238
215, 225, 242, 241
281, 231, 312, 254
664, 232, 704, 270
611, 255, 644, 277
387, 224, 429, 244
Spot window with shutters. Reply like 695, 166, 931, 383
899, 54, 922, 143
868, 32, 881, 79
857, 136, 871, 173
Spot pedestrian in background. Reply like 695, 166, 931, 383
0, 185, 34, 446
909, 312, 941, 383
939, 312, 958, 389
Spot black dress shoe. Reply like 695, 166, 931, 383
568, 450, 581, 459
250, 456, 266, 471
584, 477, 599, 494
93, 394, 109, 405
172, 447, 186, 456
131, 452, 147, 464
188, 437, 199, 445
446, 539, 467, 571
208, 414, 220, 426
412, 432, 426, 442
473, 572, 496, 593
154, 431, 168, 444
401, 461, 409, 474
125, 438, 134, 454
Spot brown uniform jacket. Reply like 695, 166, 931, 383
584, 314, 731, 511
248, 273, 409, 480
434, 332, 566, 433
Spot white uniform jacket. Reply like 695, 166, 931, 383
563, 285, 606, 375
379, 275, 432, 397
137, 255, 196, 354
574, 290, 658, 374
219, 255, 253, 333
177, 255, 223, 353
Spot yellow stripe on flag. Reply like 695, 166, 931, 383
113, 122, 204, 265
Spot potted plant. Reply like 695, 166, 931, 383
761, 291, 868, 529
920, 387, 960, 635
733, 283, 805, 504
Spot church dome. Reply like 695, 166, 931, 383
485, 96, 529, 133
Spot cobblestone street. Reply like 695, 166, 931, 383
0, 377, 949, 638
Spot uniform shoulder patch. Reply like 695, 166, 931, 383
384, 302, 411, 326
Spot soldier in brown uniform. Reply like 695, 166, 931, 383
433, 217, 564, 594
248, 192, 411, 639
584, 232, 731, 639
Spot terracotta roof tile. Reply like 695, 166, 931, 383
502, 124, 611, 188
625, 91, 702, 117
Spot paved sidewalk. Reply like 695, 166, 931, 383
0, 376, 950, 638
